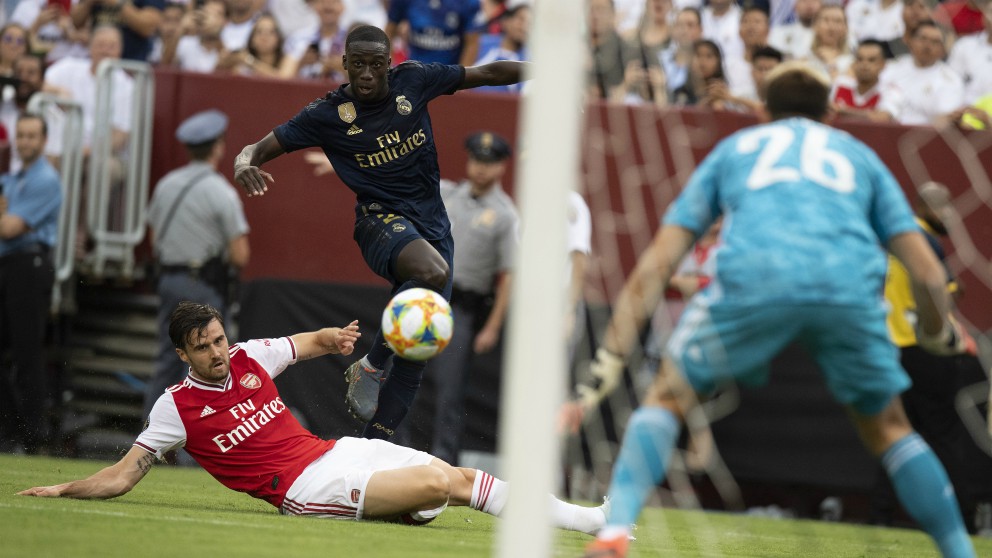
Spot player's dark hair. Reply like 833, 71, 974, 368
170, 301, 225, 349
752, 45, 783, 63
765, 62, 830, 121
345, 25, 389, 52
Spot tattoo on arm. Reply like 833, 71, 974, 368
135, 454, 156, 475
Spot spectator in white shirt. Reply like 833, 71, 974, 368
801, 4, 853, 83
286, 0, 347, 81
947, 8, 992, 104
724, 6, 770, 100
660, 7, 703, 95
221, 0, 263, 51
768, 0, 819, 60
168, 0, 228, 73
701, 0, 743, 63
880, 20, 966, 126
831, 39, 903, 122
846, 0, 904, 43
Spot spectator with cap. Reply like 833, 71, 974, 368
143, 109, 250, 422
0, 113, 62, 454
397, 130, 518, 466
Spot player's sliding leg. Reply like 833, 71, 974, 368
361, 357, 426, 439
436, 463, 608, 534
851, 398, 976, 558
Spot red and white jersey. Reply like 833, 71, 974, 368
134, 337, 335, 508
831, 75, 904, 120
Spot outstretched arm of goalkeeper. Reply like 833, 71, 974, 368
561, 225, 696, 433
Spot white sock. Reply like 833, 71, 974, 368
549, 495, 608, 534
470, 470, 508, 516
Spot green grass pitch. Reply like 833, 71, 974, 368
2, 454, 989, 557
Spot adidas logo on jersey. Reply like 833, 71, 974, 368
347, 124, 363, 136
200, 405, 216, 418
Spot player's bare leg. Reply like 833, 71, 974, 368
363, 465, 451, 519
849, 397, 975, 558
585, 359, 696, 558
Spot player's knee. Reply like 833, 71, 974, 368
411, 261, 450, 292
421, 467, 452, 506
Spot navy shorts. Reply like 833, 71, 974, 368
353, 204, 453, 299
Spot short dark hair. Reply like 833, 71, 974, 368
858, 38, 891, 59
911, 19, 941, 38
186, 140, 218, 161
765, 62, 830, 121
16, 112, 47, 137
169, 301, 224, 350
345, 25, 389, 52
752, 45, 783, 63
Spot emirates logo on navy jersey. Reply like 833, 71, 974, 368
240, 373, 262, 389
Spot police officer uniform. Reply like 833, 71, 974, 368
419, 131, 518, 464
143, 110, 250, 419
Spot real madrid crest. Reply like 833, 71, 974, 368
395, 95, 413, 115
338, 102, 357, 123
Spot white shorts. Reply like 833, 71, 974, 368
280, 437, 434, 520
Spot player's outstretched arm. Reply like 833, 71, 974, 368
18, 446, 155, 499
460, 61, 532, 90
234, 132, 286, 197
888, 231, 965, 354
568, 225, 696, 420
291, 321, 361, 361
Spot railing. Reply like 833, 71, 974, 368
27, 94, 85, 314
86, 59, 154, 279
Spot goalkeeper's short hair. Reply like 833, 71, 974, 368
765, 62, 831, 122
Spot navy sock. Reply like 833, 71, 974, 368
884, 433, 975, 558
362, 357, 426, 440
367, 278, 442, 369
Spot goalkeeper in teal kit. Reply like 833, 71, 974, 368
233, 25, 527, 441
574, 63, 976, 558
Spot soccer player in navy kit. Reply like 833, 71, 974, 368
234, 25, 527, 441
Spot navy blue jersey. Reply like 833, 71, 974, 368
274, 61, 465, 240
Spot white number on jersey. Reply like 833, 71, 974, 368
737, 125, 855, 193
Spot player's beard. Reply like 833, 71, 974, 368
195, 356, 231, 383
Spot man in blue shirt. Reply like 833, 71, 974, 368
387, 0, 482, 66
576, 63, 976, 558
234, 25, 526, 441
0, 113, 62, 454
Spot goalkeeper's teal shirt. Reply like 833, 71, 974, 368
664, 117, 918, 307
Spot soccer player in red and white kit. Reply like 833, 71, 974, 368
19, 302, 608, 531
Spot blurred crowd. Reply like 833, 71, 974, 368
0, 0, 987, 130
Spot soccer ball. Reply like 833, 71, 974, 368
381, 287, 454, 361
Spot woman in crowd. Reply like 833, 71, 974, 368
671, 39, 728, 109
803, 4, 853, 83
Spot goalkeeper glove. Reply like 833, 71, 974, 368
575, 348, 625, 411
916, 316, 967, 356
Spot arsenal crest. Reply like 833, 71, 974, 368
240, 373, 262, 389
338, 102, 357, 123
395, 95, 412, 115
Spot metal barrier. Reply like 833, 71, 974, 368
87, 59, 154, 279
27, 94, 85, 314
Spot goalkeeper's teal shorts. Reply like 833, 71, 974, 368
666, 300, 910, 416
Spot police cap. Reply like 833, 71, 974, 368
176, 109, 229, 146
464, 131, 512, 163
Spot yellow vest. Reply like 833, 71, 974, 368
884, 219, 957, 347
